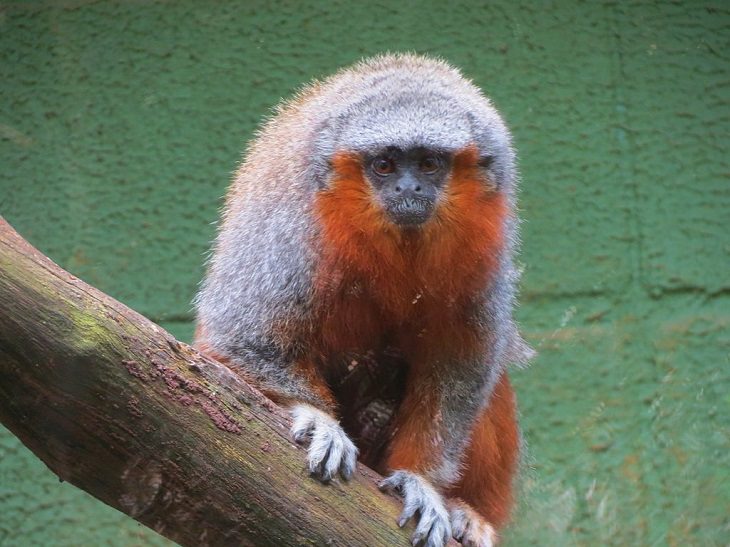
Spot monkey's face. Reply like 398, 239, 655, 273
363, 147, 450, 227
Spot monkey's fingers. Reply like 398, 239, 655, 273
379, 470, 451, 547
448, 500, 496, 547
290, 404, 358, 481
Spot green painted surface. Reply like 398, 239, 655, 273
1, 1, 728, 545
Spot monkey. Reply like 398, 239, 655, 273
194, 54, 533, 547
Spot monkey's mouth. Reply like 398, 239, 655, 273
384, 197, 435, 226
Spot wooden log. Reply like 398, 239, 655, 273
0, 217, 411, 546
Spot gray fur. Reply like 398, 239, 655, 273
306, 56, 517, 195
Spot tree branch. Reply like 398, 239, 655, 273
0, 217, 411, 546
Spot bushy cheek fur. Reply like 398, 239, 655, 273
313, 146, 508, 362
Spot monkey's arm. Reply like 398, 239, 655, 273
379, 285, 519, 545
378, 357, 499, 547
195, 192, 359, 481
194, 325, 358, 481
384, 356, 500, 488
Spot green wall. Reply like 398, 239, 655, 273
1, 1, 728, 545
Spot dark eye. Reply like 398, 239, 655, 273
419, 156, 441, 174
372, 157, 396, 176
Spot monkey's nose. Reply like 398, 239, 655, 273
394, 184, 422, 194
393, 174, 422, 196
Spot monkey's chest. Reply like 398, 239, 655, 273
315, 274, 445, 350
315, 283, 441, 469
326, 348, 407, 471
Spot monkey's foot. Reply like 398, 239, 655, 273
380, 470, 451, 547
448, 500, 497, 547
290, 404, 358, 481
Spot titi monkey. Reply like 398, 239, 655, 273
195, 54, 532, 547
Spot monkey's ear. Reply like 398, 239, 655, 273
465, 110, 518, 192
475, 153, 500, 192
478, 155, 495, 170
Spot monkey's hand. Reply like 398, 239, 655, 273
290, 404, 358, 482
380, 470, 451, 547
449, 499, 497, 547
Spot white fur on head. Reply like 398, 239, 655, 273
301, 54, 517, 192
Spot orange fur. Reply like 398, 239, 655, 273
291, 358, 339, 410
313, 146, 517, 519
313, 145, 508, 364
449, 372, 520, 529
385, 372, 446, 472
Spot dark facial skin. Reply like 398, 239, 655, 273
364, 147, 451, 227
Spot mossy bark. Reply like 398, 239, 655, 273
0, 217, 411, 546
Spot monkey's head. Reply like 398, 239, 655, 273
305, 54, 516, 231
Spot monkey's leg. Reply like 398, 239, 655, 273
447, 372, 520, 547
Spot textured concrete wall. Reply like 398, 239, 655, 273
1, 1, 728, 545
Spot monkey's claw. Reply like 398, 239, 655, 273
290, 404, 358, 481
449, 500, 497, 547
380, 470, 451, 547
